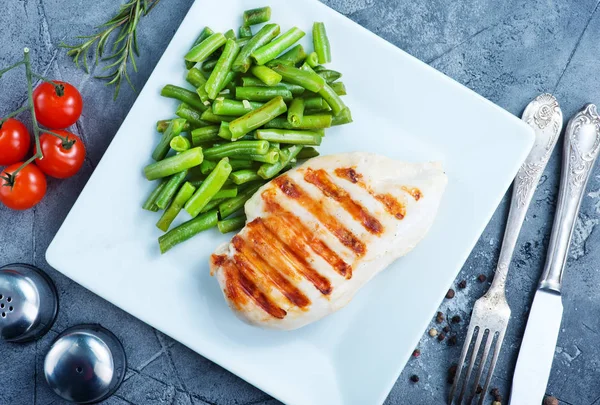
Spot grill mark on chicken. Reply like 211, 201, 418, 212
335, 167, 408, 220
222, 257, 286, 319
273, 176, 366, 256
262, 191, 352, 279
304, 168, 384, 235
401, 186, 422, 201
233, 235, 310, 309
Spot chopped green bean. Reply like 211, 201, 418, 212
156, 182, 196, 232
213, 186, 238, 199
205, 39, 240, 100
185, 158, 233, 217
218, 121, 233, 140
265, 113, 332, 130
218, 215, 247, 233
191, 125, 220, 145
304, 96, 328, 111
313, 22, 331, 64
145, 147, 203, 180
318, 82, 346, 115
250, 65, 282, 86
203, 140, 270, 160
270, 63, 325, 92
235, 86, 292, 102
157, 119, 192, 133
236, 37, 251, 48
232, 23, 280, 73
239, 25, 252, 38
258, 145, 303, 179
158, 210, 219, 253
155, 170, 188, 209
200, 198, 226, 214
200, 110, 236, 123
252, 27, 305, 65
186, 27, 216, 68
170, 135, 191, 152
229, 96, 288, 138
161, 84, 207, 112
331, 107, 353, 125
297, 146, 320, 159
316, 69, 342, 83
186, 68, 207, 89
152, 118, 186, 161
185, 33, 226, 62
213, 98, 264, 116
330, 81, 347, 96
243, 6, 271, 26
240, 76, 305, 96
256, 128, 322, 146
143, 179, 167, 211
306, 52, 319, 68
248, 147, 280, 164
229, 159, 254, 170
176, 103, 210, 127
230, 169, 261, 185
224, 29, 236, 40
200, 159, 217, 175
267, 45, 307, 66
287, 98, 305, 127
218, 182, 263, 218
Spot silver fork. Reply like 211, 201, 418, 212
448, 94, 563, 405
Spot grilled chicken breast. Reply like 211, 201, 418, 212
210, 152, 447, 330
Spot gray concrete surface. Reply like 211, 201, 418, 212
1, 0, 599, 404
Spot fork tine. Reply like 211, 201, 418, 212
448, 323, 477, 404
457, 327, 485, 404
478, 329, 506, 405
468, 330, 495, 402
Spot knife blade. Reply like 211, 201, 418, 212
510, 104, 600, 405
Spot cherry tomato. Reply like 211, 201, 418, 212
0, 163, 47, 210
33, 81, 83, 129
0, 118, 31, 166
35, 130, 86, 179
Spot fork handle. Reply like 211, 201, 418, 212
539, 104, 600, 293
489, 95, 563, 293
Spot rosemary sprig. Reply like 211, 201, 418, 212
61, 0, 161, 99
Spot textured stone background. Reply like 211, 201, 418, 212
1, 0, 599, 404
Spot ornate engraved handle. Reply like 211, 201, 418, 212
488, 94, 563, 295
539, 104, 600, 292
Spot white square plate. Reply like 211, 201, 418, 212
47, 1, 534, 404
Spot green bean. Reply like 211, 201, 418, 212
270, 63, 325, 93
156, 182, 196, 232
152, 118, 186, 161
200, 159, 217, 175
240, 76, 305, 96
250, 65, 282, 86
185, 158, 232, 217
143, 179, 167, 211
297, 146, 320, 160
200, 58, 218, 74
330, 81, 346, 96
256, 128, 322, 146
305, 52, 319, 68
176, 104, 210, 127
235, 86, 292, 102
230, 169, 262, 185
218, 182, 263, 218
236, 37, 251, 48
161, 84, 207, 112
205, 39, 240, 100
217, 71, 237, 95
232, 23, 280, 73
224, 29, 236, 40
313, 22, 331, 64
304, 96, 329, 111
252, 27, 305, 65
217, 121, 233, 140
145, 147, 203, 180
185, 33, 226, 62
203, 140, 270, 160
200, 110, 236, 124
318, 82, 346, 115
191, 125, 220, 145
200, 198, 226, 214
186, 27, 215, 69
157, 119, 192, 133
213, 99, 263, 116
170, 135, 191, 152
258, 145, 303, 179
287, 98, 304, 127
213, 186, 238, 199
158, 210, 218, 254
229, 159, 254, 170
248, 147, 280, 164
155, 170, 188, 209
239, 25, 252, 38
218, 215, 247, 233
243, 6, 271, 26
229, 96, 288, 138
331, 107, 353, 125
195, 82, 210, 104
267, 45, 307, 66
263, 116, 295, 130
186, 68, 207, 89
265, 113, 332, 130
316, 69, 342, 83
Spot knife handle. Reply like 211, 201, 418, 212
539, 104, 600, 292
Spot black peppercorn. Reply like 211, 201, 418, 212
443, 325, 450, 333
451, 315, 461, 324
410, 374, 419, 383
437, 333, 446, 341
446, 289, 455, 299
412, 349, 420, 358
436, 311, 445, 323
458, 280, 467, 289
448, 335, 457, 346
477, 274, 487, 282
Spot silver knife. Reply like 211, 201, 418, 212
510, 104, 600, 405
